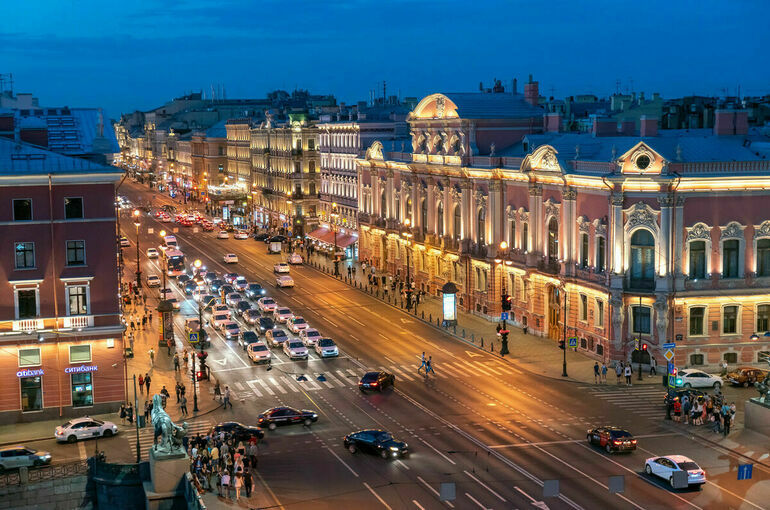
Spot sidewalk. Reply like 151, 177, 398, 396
303, 251, 660, 386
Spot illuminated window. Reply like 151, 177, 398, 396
580, 294, 588, 321
722, 240, 739, 278
547, 218, 559, 262
454, 205, 461, 241
632, 305, 651, 334
477, 208, 485, 245
522, 223, 529, 251
757, 305, 770, 333
596, 299, 604, 327
15, 242, 35, 269
580, 233, 589, 269
596, 236, 606, 272
757, 239, 770, 277
630, 230, 655, 289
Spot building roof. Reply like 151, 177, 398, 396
206, 120, 228, 138
0, 137, 120, 176
429, 92, 544, 119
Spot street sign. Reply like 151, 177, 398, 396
668, 375, 677, 388
283, 222, 288, 228
568, 337, 577, 348
662, 342, 676, 349
188, 332, 198, 344
738, 464, 753, 480
664, 349, 675, 362
500, 312, 509, 321
667, 362, 675, 374
634, 338, 640, 351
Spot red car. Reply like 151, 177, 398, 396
586, 426, 637, 453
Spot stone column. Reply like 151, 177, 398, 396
611, 193, 624, 278
385, 168, 394, 219
489, 180, 502, 256
460, 181, 472, 243
427, 182, 437, 235
563, 187, 577, 272
657, 195, 673, 291
673, 196, 685, 291
527, 184, 542, 264
443, 178, 452, 239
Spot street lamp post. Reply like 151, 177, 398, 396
192, 259, 205, 412
562, 283, 568, 377
331, 202, 340, 277
158, 230, 168, 296
401, 219, 414, 310
495, 241, 510, 356
133, 210, 141, 290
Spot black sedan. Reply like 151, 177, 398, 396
236, 300, 253, 315
253, 233, 270, 242
209, 279, 226, 293
245, 283, 266, 299
208, 421, 264, 442
269, 235, 288, 243
184, 281, 198, 295
238, 331, 259, 350
243, 309, 262, 326
257, 317, 275, 334
359, 371, 395, 392
344, 430, 408, 459
204, 272, 219, 284
257, 407, 318, 431
586, 426, 637, 453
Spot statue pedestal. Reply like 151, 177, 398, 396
144, 448, 188, 510
744, 398, 770, 436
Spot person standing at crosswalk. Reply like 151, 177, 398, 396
615, 362, 623, 385
418, 352, 427, 373
593, 362, 600, 384
624, 364, 632, 386
426, 356, 435, 376
601, 362, 608, 384
180, 395, 188, 417
223, 386, 232, 409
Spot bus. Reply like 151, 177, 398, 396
165, 249, 186, 276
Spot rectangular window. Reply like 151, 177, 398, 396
689, 241, 706, 279
523, 280, 529, 303
757, 239, 770, 277
580, 234, 589, 269
522, 223, 529, 251
596, 299, 604, 327
724, 352, 738, 364
66, 240, 86, 266
596, 237, 605, 272
18, 348, 41, 367
20, 376, 42, 412
71, 373, 93, 408
690, 354, 704, 366
722, 240, 739, 278
15, 242, 35, 269
69, 344, 91, 363
580, 294, 588, 321
64, 197, 83, 219
68, 286, 88, 316
689, 307, 706, 336
294, 161, 301, 173
13, 199, 32, 221
723, 305, 738, 334
757, 305, 770, 333
17, 290, 37, 319
308, 139, 315, 150
632, 306, 651, 334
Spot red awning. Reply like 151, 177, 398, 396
306, 228, 336, 244
334, 234, 358, 248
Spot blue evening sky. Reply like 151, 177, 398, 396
2, 0, 768, 117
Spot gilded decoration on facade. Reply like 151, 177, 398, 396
754, 221, 770, 238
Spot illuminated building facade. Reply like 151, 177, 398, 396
358, 90, 770, 369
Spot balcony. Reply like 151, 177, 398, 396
291, 148, 303, 156
627, 278, 655, 291
62, 315, 95, 329
7, 315, 96, 333
537, 258, 561, 275
12, 319, 45, 332
357, 212, 371, 224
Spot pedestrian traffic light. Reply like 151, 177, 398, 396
641, 343, 648, 352
559, 339, 565, 350
501, 293, 512, 311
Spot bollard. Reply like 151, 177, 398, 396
462, 328, 466, 338
489, 340, 493, 352
437, 318, 440, 327
472, 333, 475, 342
429, 313, 432, 323
453, 325, 457, 334
421, 311, 425, 319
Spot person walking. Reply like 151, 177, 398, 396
418, 352, 427, 374
601, 362, 608, 384
175, 382, 181, 403
721, 402, 731, 436
214, 382, 222, 402
130, 319, 135, 331
149, 310, 153, 325
166, 338, 172, 356
223, 386, 232, 409
128, 332, 135, 352
347, 266, 352, 278
593, 362, 600, 384
180, 395, 188, 417
145, 373, 152, 394
624, 364, 632, 386
119, 404, 127, 425
234, 471, 243, 501
649, 356, 657, 376
126, 402, 134, 425
615, 362, 623, 385
243, 469, 253, 498
173, 354, 180, 372
138, 374, 145, 393
142, 315, 147, 329
221, 470, 231, 499
426, 356, 435, 376
148, 348, 155, 366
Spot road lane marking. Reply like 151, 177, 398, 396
269, 377, 287, 394
463, 470, 506, 502
412, 501, 425, 510
389, 365, 416, 382
280, 376, 301, 392
416, 476, 454, 508
479, 364, 504, 376
324, 446, 358, 477
419, 438, 456, 465
325, 317, 340, 327
233, 381, 244, 391
246, 380, 263, 397
464, 493, 488, 509
347, 314, 365, 326
396, 459, 410, 470
254, 468, 285, 510
364, 482, 392, 510
255, 379, 275, 395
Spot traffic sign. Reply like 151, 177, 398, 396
664, 349, 675, 362
668, 375, 677, 388
662, 342, 676, 349
667, 362, 675, 374
283, 222, 288, 228
500, 312, 509, 321
568, 337, 577, 348
188, 332, 199, 344
738, 464, 753, 480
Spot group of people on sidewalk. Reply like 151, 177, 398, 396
186, 430, 259, 502
668, 391, 736, 437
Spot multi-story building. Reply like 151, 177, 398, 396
191, 121, 227, 200
358, 89, 770, 370
0, 138, 124, 423
251, 114, 320, 236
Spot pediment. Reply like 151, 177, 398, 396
618, 142, 666, 175
523, 145, 561, 173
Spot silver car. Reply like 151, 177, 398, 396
0, 446, 52, 470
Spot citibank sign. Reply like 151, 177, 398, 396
65, 365, 98, 374
16, 369, 44, 378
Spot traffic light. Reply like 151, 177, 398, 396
641, 343, 648, 352
559, 339, 566, 350
501, 294, 512, 311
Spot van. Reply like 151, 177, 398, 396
164, 235, 178, 247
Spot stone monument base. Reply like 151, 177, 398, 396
144, 448, 189, 510
744, 398, 770, 436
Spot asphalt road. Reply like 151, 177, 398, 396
103, 181, 770, 510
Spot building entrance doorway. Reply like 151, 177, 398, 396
548, 285, 561, 340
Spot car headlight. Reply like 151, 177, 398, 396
390, 446, 399, 451
312, 413, 318, 418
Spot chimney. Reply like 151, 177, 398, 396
544, 112, 561, 132
524, 74, 539, 106
592, 117, 616, 137
512, 78, 517, 95
619, 120, 635, 135
714, 109, 738, 135
640, 116, 658, 137
734, 110, 748, 135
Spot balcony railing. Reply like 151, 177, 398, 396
4, 314, 115, 334
537, 258, 561, 275
12, 319, 44, 332
62, 315, 94, 329
291, 148, 303, 156
357, 212, 371, 224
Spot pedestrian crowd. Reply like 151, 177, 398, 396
668, 391, 736, 437
185, 430, 259, 501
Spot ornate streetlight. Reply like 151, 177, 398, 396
402, 219, 414, 309
132, 210, 142, 290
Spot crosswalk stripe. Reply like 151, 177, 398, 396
246, 379, 263, 397
388, 365, 416, 382
440, 362, 464, 377
300, 379, 322, 391
234, 381, 245, 391
480, 363, 504, 375
337, 370, 356, 385
459, 360, 494, 377
323, 371, 345, 387
269, 377, 287, 394
255, 378, 275, 395
281, 376, 301, 392
346, 369, 359, 379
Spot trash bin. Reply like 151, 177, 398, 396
138, 414, 146, 428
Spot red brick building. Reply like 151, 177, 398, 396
0, 138, 124, 423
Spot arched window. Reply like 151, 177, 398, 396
547, 218, 559, 261
454, 205, 462, 241
436, 202, 444, 237
689, 240, 706, 279
381, 191, 387, 218
309, 182, 316, 196
580, 233, 589, 268
758, 239, 770, 277
421, 198, 427, 235
630, 229, 655, 289
477, 208, 486, 246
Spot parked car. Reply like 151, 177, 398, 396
677, 369, 723, 389
287, 316, 309, 334
217, 231, 230, 239
274, 262, 290, 273
245, 283, 266, 299
146, 248, 159, 258
273, 307, 293, 323
257, 407, 318, 430
55, 417, 118, 443
725, 367, 767, 387
299, 329, 322, 347
276, 275, 294, 288
644, 455, 706, 488
315, 338, 339, 358
247, 342, 271, 363
208, 422, 264, 442
288, 253, 303, 265
0, 446, 52, 470
257, 297, 277, 313
147, 275, 161, 287
359, 371, 395, 392
283, 339, 308, 360
266, 328, 288, 347
223, 253, 238, 264
343, 430, 407, 459
586, 427, 637, 453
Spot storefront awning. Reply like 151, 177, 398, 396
334, 234, 358, 248
306, 228, 335, 244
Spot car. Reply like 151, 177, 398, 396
224, 273, 239, 284
270, 235, 288, 243
234, 277, 249, 291
147, 275, 161, 287
586, 427, 637, 453
55, 417, 119, 443
725, 367, 767, 387
359, 371, 395, 392
247, 342, 272, 363
343, 430, 408, 459
219, 285, 234, 298
209, 314, 230, 329
253, 233, 270, 242
257, 297, 277, 313
184, 317, 201, 334
209, 279, 226, 293
257, 317, 275, 334
644, 455, 706, 488
223, 321, 241, 340
273, 307, 293, 323
119, 236, 130, 247
299, 328, 322, 347
238, 331, 260, 349
276, 275, 295, 288
315, 338, 339, 358
663, 388, 706, 406
184, 281, 198, 295
223, 253, 238, 264
200, 295, 218, 310
167, 297, 180, 310
257, 407, 318, 431
287, 316, 309, 334
163, 235, 177, 247
160, 287, 173, 299
0, 446, 52, 471
212, 304, 231, 318
245, 283, 266, 299
236, 300, 253, 316
217, 231, 230, 239
677, 369, 723, 390
146, 248, 159, 258
177, 274, 191, 284
266, 328, 289, 347
226, 292, 243, 307
288, 253, 303, 265
283, 339, 308, 359
234, 231, 250, 240
204, 272, 219, 284
192, 288, 206, 302
208, 422, 264, 442
274, 262, 290, 273
243, 309, 262, 325
201, 222, 214, 231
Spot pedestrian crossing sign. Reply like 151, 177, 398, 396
568, 337, 577, 348
664, 349, 674, 361
189, 332, 199, 344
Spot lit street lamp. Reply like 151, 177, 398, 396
495, 241, 510, 356
192, 259, 204, 412
133, 210, 142, 290
331, 202, 340, 277
401, 218, 414, 309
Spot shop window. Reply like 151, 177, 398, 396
722, 240, 740, 278
67, 286, 88, 316
13, 199, 32, 221
689, 240, 706, 279
689, 307, 706, 336
689, 354, 704, 366
20, 376, 42, 411
757, 239, 770, 277
64, 197, 83, 219
757, 305, 770, 333
596, 236, 605, 272
15, 242, 35, 269
723, 352, 738, 364
16, 289, 37, 319
596, 299, 604, 327
19, 348, 41, 367
71, 373, 93, 408
631, 305, 651, 335
69, 344, 91, 363
66, 240, 86, 266
722, 305, 738, 334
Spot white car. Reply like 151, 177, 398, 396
119, 237, 130, 247
273, 307, 293, 324
223, 253, 238, 264
677, 369, 723, 389
55, 417, 119, 443
288, 253, 303, 265
212, 304, 231, 318
234, 231, 249, 240
146, 248, 159, 258
223, 321, 241, 340
147, 275, 161, 287
225, 293, 243, 307
315, 338, 339, 358
299, 328, 322, 347
276, 275, 294, 288
257, 297, 277, 313
217, 231, 229, 239
283, 339, 308, 360
167, 297, 180, 310
266, 328, 289, 347
209, 313, 230, 329
0, 446, 52, 469
274, 262, 290, 273
644, 455, 706, 488
287, 316, 309, 334
247, 342, 271, 363
234, 277, 249, 291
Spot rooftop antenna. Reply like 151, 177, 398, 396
383, 81, 387, 101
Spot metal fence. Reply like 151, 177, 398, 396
0, 459, 89, 486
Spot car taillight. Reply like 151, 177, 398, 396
371, 382, 378, 386
631, 440, 637, 444
612, 440, 621, 445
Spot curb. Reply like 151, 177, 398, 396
0, 436, 51, 447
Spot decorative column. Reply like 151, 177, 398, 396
385, 168, 394, 219
443, 178, 452, 239
427, 181, 437, 235
460, 181, 472, 245
411, 179, 420, 229
489, 180, 502, 256
657, 195, 673, 291
611, 193, 624, 283
673, 195, 685, 291
562, 187, 577, 272
527, 183, 542, 264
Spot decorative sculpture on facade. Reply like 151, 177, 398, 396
625, 202, 658, 232
686, 223, 712, 241
151, 394, 188, 455
721, 221, 745, 240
